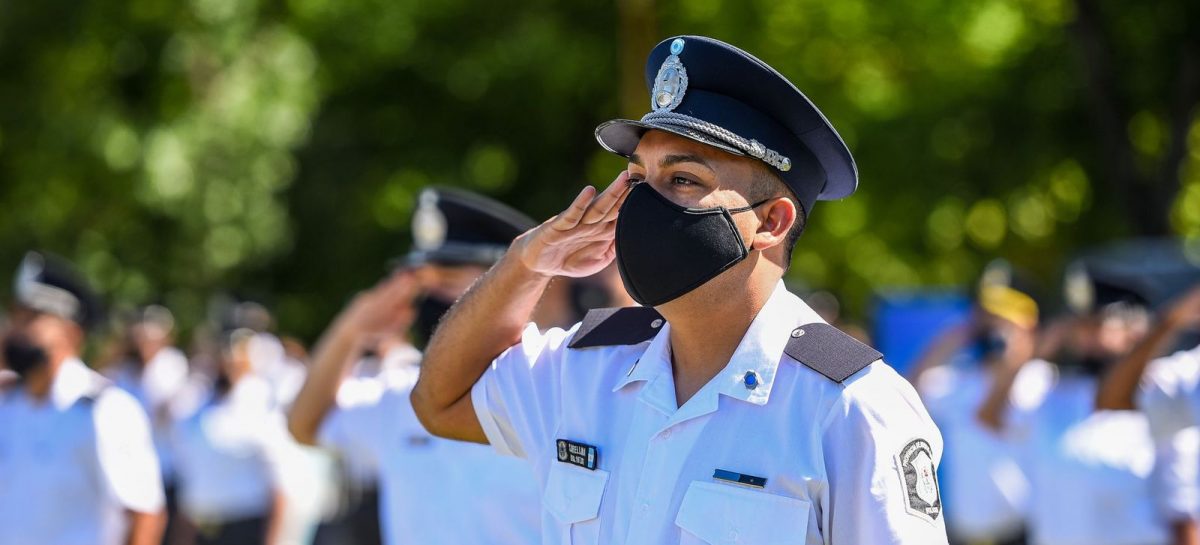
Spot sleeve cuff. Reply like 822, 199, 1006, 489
471, 369, 519, 458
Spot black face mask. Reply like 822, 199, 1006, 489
3, 333, 50, 377
973, 330, 1008, 362
414, 296, 454, 346
615, 182, 767, 306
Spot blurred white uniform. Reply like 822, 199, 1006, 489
0, 358, 165, 545
919, 359, 1054, 541
109, 346, 190, 478
318, 347, 541, 545
171, 375, 289, 524
1138, 347, 1200, 520
471, 282, 948, 544
1140, 344, 1200, 441
1020, 369, 1168, 545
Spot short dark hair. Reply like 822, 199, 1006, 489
747, 163, 806, 266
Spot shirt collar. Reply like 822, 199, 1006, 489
612, 280, 826, 407
50, 357, 93, 409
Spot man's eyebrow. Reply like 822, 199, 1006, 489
660, 153, 714, 172
628, 153, 643, 166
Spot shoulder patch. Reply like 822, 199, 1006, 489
568, 307, 665, 349
896, 438, 942, 523
783, 322, 882, 383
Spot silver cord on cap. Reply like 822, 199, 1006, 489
639, 111, 793, 172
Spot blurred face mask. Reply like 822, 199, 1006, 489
414, 296, 454, 346
614, 182, 768, 306
3, 332, 50, 377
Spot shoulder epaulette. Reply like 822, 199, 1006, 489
568, 307, 665, 349
783, 322, 882, 383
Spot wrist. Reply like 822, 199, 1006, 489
505, 236, 555, 281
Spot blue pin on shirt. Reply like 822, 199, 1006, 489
743, 371, 759, 390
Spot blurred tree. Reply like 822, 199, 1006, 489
0, 0, 1196, 340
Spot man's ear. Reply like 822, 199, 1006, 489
749, 198, 797, 252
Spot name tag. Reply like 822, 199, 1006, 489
556, 439, 598, 470
713, 469, 767, 489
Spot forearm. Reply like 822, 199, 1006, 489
264, 492, 287, 545
906, 325, 969, 383
412, 247, 551, 436
287, 316, 359, 444
1173, 517, 1200, 545
125, 509, 166, 545
976, 363, 1021, 431
1096, 315, 1184, 410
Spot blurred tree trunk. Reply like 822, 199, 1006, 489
617, 0, 658, 118
1070, 0, 1200, 236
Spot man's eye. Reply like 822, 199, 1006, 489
671, 176, 694, 186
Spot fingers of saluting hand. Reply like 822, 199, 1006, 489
554, 186, 598, 230
581, 171, 631, 225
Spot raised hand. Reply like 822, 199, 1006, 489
342, 270, 419, 337
1165, 284, 1200, 329
515, 171, 632, 278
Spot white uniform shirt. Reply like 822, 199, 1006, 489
918, 360, 1054, 540
171, 376, 289, 522
1140, 344, 1200, 440
471, 282, 948, 545
110, 346, 189, 479
331, 345, 425, 488
319, 361, 541, 545
0, 358, 165, 545
1138, 347, 1200, 520
1022, 372, 1168, 545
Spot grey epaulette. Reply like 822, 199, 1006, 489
568, 307, 664, 349
784, 322, 882, 383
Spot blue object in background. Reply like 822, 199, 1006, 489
872, 291, 972, 377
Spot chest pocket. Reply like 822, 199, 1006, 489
675, 481, 809, 545
543, 463, 608, 545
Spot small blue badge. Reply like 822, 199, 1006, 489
743, 370, 759, 390
670, 38, 685, 55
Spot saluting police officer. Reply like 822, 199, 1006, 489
410, 36, 948, 544
289, 187, 542, 545
0, 252, 166, 545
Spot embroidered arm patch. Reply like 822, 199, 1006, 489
895, 438, 942, 523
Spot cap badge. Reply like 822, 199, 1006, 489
651, 39, 688, 112
412, 190, 447, 251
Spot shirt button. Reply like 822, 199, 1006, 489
641, 502, 650, 512
728, 530, 739, 541
661, 429, 672, 439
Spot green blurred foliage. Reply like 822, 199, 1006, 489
0, 0, 1196, 339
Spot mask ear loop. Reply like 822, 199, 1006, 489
725, 198, 774, 214
726, 197, 779, 252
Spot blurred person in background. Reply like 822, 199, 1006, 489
106, 304, 191, 544
170, 328, 290, 545
910, 260, 1048, 545
289, 187, 542, 545
224, 301, 308, 409
979, 261, 1183, 545
1096, 283, 1200, 544
0, 251, 166, 545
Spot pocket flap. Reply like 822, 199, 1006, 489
543, 463, 609, 524
675, 481, 809, 544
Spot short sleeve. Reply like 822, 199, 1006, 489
821, 363, 950, 545
1139, 349, 1200, 441
471, 323, 577, 459
1152, 427, 1200, 521
93, 388, 166, 513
